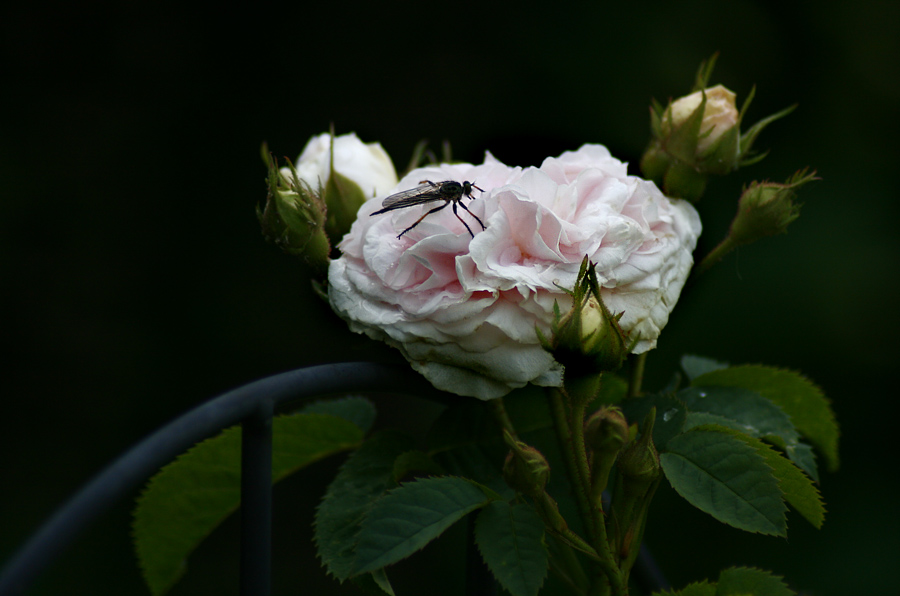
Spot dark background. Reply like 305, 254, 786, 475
3, 0, 898, 594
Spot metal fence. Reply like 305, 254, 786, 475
0, 362, 424, 595
0, 362, 667, 596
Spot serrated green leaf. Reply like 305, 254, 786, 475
656, 579, 717, 596
683, 411, 749, 434
660, 428, 787, 536
475, 501, 548, 596
681, 355, 729, 381
134, 413, 363, 595
699, 426, 825, 529
350, 569, 396, 596
679, 386, 798, 446
621, 393, 687, 451
301, 395, 376, 435
316, 431, 415, 581
392, 450, 445, 483
426, 396, 513, 496
692, 365, 839, 472
677, 386, 816, 480
352, 476, 496, 575
716, 566, 795, 596
545, 534, 589, 594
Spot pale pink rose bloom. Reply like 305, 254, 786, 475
328, 145, 701, 399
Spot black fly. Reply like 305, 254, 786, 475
370, 180, 486, 239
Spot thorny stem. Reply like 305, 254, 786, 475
490, 396, 518, 441
628, 353, 647, 399
548, 388, 627, 595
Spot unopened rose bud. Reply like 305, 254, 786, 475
609, 409, 661, 568
667, 85, 740, 158
585, 407, 629, 501
537, 258, 633, 403
616, 409, 660, 490
539, 258, 631, 379
695, 169, 818, 275
290, 131, 398, 245
585, 407, 629, 454
729, 169, 818, 245
642, 57, 795, 201
258, 150, 330, 274
502, 431, 551, 497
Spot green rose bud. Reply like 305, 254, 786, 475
696, 169, 818, 275
609, 409, 661, 572
585, 406, 629, 501
258, 149, 330, 275
502, 430, 551, 497
729, 169, 818, 245
538, 257, 632, 402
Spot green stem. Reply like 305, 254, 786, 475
548, 389, 595, 539
548, 388, 628, 595
695, 234, 738, 276
490, 396, 518, 441
627, 353, 647, 399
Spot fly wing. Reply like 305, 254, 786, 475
373, 183, 445, 213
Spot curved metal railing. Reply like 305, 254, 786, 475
0, 362, 431, 596
0, 362, 667, 595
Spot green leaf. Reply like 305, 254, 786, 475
716, 567, 795, 596
352, 476, 496, 575
301, 395, 376, 435
475, 501, 548, 596
316, 431, 415, 581
656, 580, 717, 596
350, 569, 396, 596
392, 450, 445, 483
134, 413, 363, 595
677, 386, 817, 480
692, 365, 839, 472
621, 393, 687, 451
679, 386, 798, 447
681, 354, 729, 381
702, 426, 825, 529
659, 428, 787, 536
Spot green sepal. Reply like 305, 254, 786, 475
322, 168, 367, 245
738, 104, 797, 167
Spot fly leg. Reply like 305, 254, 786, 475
396, 201, 450, 239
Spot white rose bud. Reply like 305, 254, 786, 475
283, 132, 398, 244
667, 85, 739, 156
291, 132, 398, 199
641, 57, 796, 202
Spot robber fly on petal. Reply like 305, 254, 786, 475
370, 180, 486, 239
